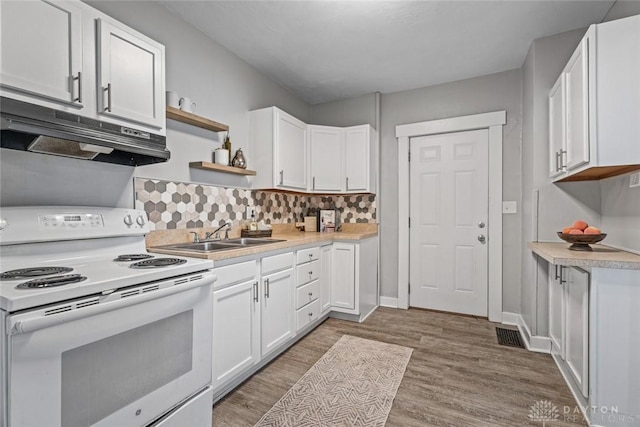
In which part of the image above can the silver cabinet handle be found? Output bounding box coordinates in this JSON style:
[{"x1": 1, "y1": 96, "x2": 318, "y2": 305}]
[
  {"x1": 560, "y1": 150, "x2": 567, "y2": 170},
  {"x1": 554, "y1": 265, "x2": 560, "y2": 281},
  {"x1": 308, "y1": 292, "x2": 313, "y2": 297},
  {"x1": 71, "y1": 72, "x2": 82, "y2": 103},
  {"x1": 279, "y1": 170, "x2": 284, "y2": 185},
  {"x1": 555, "y1": 151, "x2": 561, "y2": 172},
  {"x1": 345, "y1": 177, "x2": 349, "y2": 191},
  {"x1": 477, "y1": 235, "x2": 486, "y2": 243},
  {"x1": 313, "y1": 176, "x2": 316, "y2": 191},
  {"x1": 308, "y1": 312, "x2": 313, "y2": 317},
  {"x1": 309, "y1": 270, "x2": 313, "y2": 275},
  {"x1": 559, "y1": 266, "x2": 567, "y2": 284},
  {"x1": 265, "y1": 278, "x2": 270, "y2": 298},
  {"x1": 308, "y1": 253, "x2": 313, "y2": 259},
  {"x1": 104, "y1": 83, "x2": 112, "y2": 112},
  {"x1": 253, "y1": 282, "x2": 259, "y2": 302}
]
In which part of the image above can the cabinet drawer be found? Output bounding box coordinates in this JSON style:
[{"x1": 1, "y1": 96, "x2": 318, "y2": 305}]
[
  {"x1": 297, "y1": 299, "x2": 321, "y2": 332},
  {"x1": 296, "y1": 280, "x2": 320, "y2": 309},
  {"x1": 262, "y1": 252, "x2": 293, "y2": 276},
  {"x1": 296, "y1": 260, "x2": 319, "y2": 287},
  {"x1": 296, "y1": 247, "x2": 320, "y2": 264},
  {"x1": 212, "y1": 260, "x2": 257, "y2": 289}
]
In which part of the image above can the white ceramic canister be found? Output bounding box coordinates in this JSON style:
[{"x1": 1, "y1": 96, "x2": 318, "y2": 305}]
[{"x1": 214, "y1": 148, "x2": 229, "y2": 166}]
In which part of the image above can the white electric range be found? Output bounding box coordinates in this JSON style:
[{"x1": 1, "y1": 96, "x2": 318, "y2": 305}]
[{"x1": 0, "y1": 206, "x2": 215, "y2": 427}]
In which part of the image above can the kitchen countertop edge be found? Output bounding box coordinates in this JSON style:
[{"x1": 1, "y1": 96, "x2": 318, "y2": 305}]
[
  {"x1": 149, "y1": 231, "x2": 378, "y2": 261},
  {"x1": 528, "y1": 242, "x2": 640, "y2": 270}
]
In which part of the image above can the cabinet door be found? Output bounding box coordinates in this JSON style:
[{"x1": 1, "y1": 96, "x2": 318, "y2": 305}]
[
  {"x1": 320, "y1": 245, "x2": 332, "y2": 313},
  {"x1": 344, "y1": 126, "x2": 370, "y2": 192},
  {"x1": 565, "y1": 38, "x2": 590, "y2": 171},
  {"x1": 309, "y1": 126, "x2": 343, "y2": 192},
  {"x1": 549, "y1": 75, "x2": 566, "y2": 179},
  {"x1": 97, "y1": 19, "x2": 164, "y2": 129},
  {"x1": 565, "y1": 267, "x2": 589, "y2": 398},
  {"x1": 212, "y1": 280, "x2": 260, "y2": 390},
  {"x1": 549, "y1": 265, "x2": 566, "y2": 360},
  {"x1": 261, "y1": 268, "x2": 294, "y2": 356},
  {"x1": 0, "y1": 0, "x2": 83, "y2": 106},
  {"x1": 331, "y1": 243, "x2": 356, "y2": 310},
  {"x1": 275, "y1": 111, "x2": 307, "y2": 190}
]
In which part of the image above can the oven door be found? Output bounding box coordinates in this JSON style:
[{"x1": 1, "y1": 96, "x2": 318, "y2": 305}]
[{"x1": 7, "y1": 271, "x2": 214, "y2": 427}]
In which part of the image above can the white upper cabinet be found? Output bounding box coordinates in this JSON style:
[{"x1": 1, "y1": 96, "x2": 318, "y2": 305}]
[
  {"x1": 306, "y1": 124, "x2": 377, "y2": 194},
  {"x1": 344, "y1": 125, "x2": 375, "y2": 193},
  {"x1": 309, "y1": 125, "x2": 344, "y2": 192},
  {"x1": 549, "y1": 15, "x2": 640, "y2": 182},
  {"x1": 0, "y1": 0, "x2": 166, "y2": 135},
  {"x1": 251, "y1": 107, "x2": 308, "y2": 191},
  {"x1": 97, "y1": 19, "x2": 164, "y2": 129},
  {"x1": 549, "y1": 75, "x2": 566, "y2": 179},
  {"x1": 0, "y1": 0, "x2": 83, "y2": 106}
]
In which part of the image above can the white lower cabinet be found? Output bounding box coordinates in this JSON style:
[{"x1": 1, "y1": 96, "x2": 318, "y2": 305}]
[
  {"x1": 331, "y1": 243, "x2": 356, "y2": 311},
  {"x1": 320, "y1": 245, "x2": 332, "y2": 313},
  {"x1": 211, "y1": 237, "x2": 378, "y2": 400},
  {"x1": 548, "y1": 264, "x2": 589, "y2": 399},
  {"x1": 211, "y1": 261, "x2": 260, "y2": 391},
  {"x1": 261, "y1": 267, "x2": 295, "y2": 356}
]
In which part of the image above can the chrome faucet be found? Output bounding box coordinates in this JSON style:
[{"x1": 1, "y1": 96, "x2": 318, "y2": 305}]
[{"x1": 206, "y1": 222, "x2": 232, "y2": 241}]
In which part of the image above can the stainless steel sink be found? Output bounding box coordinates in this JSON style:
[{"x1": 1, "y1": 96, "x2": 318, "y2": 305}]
[
  {"x1": 224, "y1": 238, "x2": 286, "y2": 246},
  {"x1": 157, "y1": 238, "x2": 286, "y2": 253}
]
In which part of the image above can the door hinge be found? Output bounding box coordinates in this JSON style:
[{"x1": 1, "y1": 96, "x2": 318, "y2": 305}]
[
  {"x1": 408, "y1": 151, "x2": 411, "y2": 162},
  {"x1": 408, "y1": 217, "x2": 410, "y2": 228},
  {"x1": 408, "y1": 283, "x2": 411, "y2": 294}
]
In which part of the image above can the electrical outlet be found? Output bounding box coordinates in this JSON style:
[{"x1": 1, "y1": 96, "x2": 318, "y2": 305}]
[
  {"x1": 502, "y1": 201, "x2": 517, "y2": 214},
  {"x1": 630, "y1": 172, "x2": 640, "y2": 188},
  {"x1": 246, "y1": 206, "x2": 256, "y2": 219}
]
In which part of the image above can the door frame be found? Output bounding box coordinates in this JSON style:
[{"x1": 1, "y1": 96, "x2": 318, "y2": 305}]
[{"x1": 396, "y1": 111, "x2": 506, "y2": 322}]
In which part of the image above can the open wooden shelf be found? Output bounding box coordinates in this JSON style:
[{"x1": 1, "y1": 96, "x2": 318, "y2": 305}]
[
  {"x1": 166, "y1": 106, "x2": 229, "y2": 132},
  {"x1": 189, "y1": 161, "x2": 256, "y2": 176}
]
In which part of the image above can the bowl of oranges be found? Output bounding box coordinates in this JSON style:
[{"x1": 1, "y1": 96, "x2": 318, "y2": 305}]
[{"x1": 557, "y1": 220, "x2": 606, "y2": 251}]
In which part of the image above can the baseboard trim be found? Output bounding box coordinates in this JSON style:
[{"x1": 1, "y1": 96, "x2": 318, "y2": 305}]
[
  {"x1": 379, "y1": 296, "x2": 398, "y2": 308},
  {"x1": 501, "y1": 312, "x2": 520, "y2": 326},
  {"x1": 517, "y1": 314, "x2": 551, "y2": 354}
]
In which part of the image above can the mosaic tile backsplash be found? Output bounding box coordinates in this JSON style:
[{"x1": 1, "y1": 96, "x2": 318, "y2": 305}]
[{"x1": 134, "y1": 178, "x2": 376, "y2": 230}]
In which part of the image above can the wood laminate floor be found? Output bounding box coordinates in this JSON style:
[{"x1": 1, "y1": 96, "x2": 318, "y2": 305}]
[{"x1": 212, "y1": 307, "x2": 586, "y2": 426}]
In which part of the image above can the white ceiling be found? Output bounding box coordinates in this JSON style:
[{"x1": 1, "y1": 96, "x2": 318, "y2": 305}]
[{"x1": 162, "y1": 0, "x2": 614, "y2": 105}]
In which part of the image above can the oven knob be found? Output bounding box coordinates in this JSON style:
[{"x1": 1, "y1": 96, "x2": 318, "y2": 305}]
[
  {"x1": 0, "y1": 218, "x2": 7, "y2": 230},
  {"x1": 136, "y1": 215, "x2": 146, "y2": 226},
  {"x1": 123, "y1": 214, "x2": 133, "y2": 226}
]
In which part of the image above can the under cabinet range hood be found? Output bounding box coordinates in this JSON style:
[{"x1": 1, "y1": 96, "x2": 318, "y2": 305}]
[{"x1": 0, "y1": 97, "x2": 170, "y2": 166}]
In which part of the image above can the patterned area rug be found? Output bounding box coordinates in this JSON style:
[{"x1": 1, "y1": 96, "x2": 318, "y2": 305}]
[{"x1": 255, "y1": 335, "x2": 413, "y2": 427}]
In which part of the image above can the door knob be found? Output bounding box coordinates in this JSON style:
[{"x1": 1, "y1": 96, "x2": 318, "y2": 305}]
[
  {"x1": 478, "y1": 235, "x2": 486, "y2": 243},
  {"x1": 478, "y1": 221, "x2": 485, "y2": 229}
]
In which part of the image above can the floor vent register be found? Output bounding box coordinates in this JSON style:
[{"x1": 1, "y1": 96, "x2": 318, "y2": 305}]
[{"x1": 495, "y1": 327, "x2": 525, "y2": 349}]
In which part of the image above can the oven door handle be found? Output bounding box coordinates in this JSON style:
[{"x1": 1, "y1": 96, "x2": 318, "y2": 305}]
[{"x1": 8, "y1": 271, "x2": 216, "y2": 336}]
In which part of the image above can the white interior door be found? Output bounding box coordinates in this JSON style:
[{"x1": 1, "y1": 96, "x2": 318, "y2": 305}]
[{"x1": 409, "y1": 129, "x2": 489, "y2": 316}]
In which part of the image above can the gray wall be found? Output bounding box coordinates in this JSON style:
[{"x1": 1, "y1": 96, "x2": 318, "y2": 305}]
[
  {"x1": 310, "y1": 93, "x2": 377, "y2": 129},
  {"x1": 379, "y1": 70, "x2": 523, "y2": 312},
  {"x1": 0, "y1": 0, "x2": 310, "y2": 207},
  {"x1": 600, "y1": 174, "x2": 640, "y2": 253}
]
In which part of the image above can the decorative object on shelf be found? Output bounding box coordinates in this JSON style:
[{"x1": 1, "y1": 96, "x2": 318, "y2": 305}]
[
  {"x1": 557, "y1": 232, "x2": 607, "y2": 251},
  {"x1": 214, "y1": 148, "x2": 229, "y2": 166},
  {"x1": 304, "y1": 216, "x2": 316, "y2": 232},
  {"x1": 223, "y1": 133, "x2": 231, "y2": 152},
  {"x1": 179, "y1": 96, "x2": 196, "y2": 113},
  {"x1": 231, "y1": 148, "x2": 247, "y2": 169},
  {"x1": 166, "y1": 91, "x2": 179, "y2": 108},
  {"x1": 317, "y1": 209, "x2": 336, "y2": 233}
]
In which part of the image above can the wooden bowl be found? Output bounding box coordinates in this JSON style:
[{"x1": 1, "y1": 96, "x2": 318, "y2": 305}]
[{"x1": 557, "y1": 232, "x2": 607, "y2": 251}]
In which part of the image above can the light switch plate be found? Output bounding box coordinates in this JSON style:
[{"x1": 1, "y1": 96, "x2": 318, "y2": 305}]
[
  {"x1": 630, "y1": 172, "x2": 640, "y2": 188},
  {"x1": 246, "y1": 206, "x2": 256, "y2": 219},
  {"x1": 502, "y1": 201, "x2": 517, "y2": 214}
]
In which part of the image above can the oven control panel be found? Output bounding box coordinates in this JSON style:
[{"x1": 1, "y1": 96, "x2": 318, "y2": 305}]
[{"x1": 39, "y1": 214, "x2": 104, "y2": 229}]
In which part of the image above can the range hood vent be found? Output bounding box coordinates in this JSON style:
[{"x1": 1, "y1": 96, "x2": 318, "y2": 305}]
[{"x1": 0, "y1": 97, "x2": 170, "y2": 166}]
